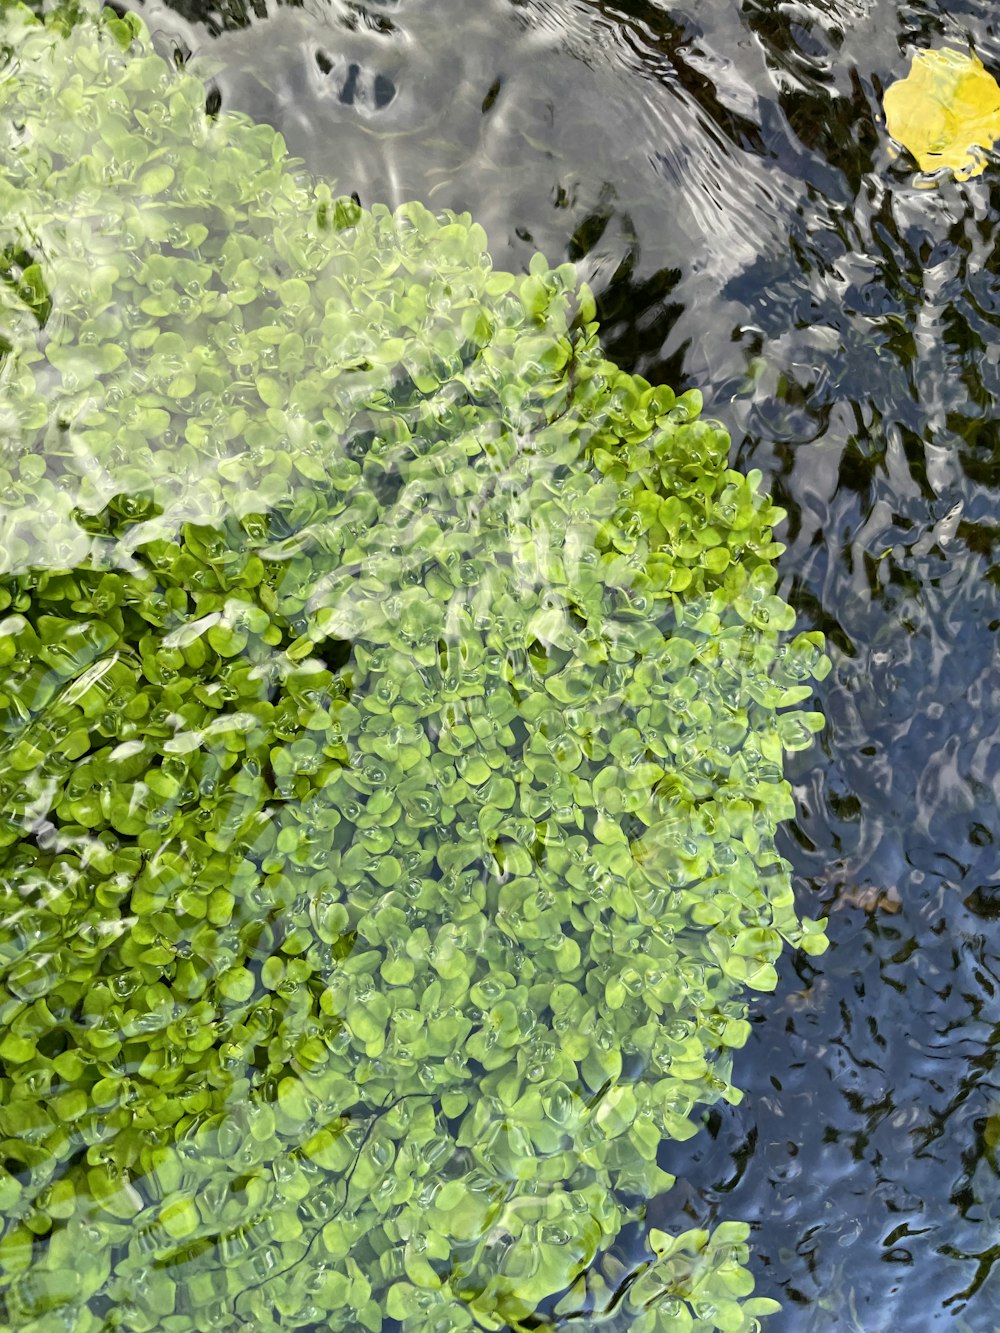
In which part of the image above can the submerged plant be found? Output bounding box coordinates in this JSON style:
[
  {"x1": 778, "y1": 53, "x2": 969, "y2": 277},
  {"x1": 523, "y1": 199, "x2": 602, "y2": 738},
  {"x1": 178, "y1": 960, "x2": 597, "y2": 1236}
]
[{"x1": 0, "y1": 3, "x2": 829, "y2": 1330}]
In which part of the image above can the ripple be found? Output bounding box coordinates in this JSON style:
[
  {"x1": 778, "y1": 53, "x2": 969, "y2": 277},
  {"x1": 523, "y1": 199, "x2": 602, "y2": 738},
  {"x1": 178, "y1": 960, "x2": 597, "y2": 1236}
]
[{"x1": 71, "y1": 0, "x2": 1000, "y2": 1326}]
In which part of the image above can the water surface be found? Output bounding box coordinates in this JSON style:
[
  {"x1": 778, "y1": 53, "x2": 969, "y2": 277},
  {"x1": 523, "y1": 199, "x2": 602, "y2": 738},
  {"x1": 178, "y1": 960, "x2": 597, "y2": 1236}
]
[
  {"x1": 21, "y1": 0, "x2": 1000, "y2": 1326},
  {"x1": 138, "y1": 0, "x2": 1000, "y2": 1326}
]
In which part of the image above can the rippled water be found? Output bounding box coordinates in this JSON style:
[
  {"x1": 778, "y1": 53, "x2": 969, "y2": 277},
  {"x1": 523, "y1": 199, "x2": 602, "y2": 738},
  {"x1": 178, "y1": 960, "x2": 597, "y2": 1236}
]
[
  {"x1": 123, "y1": 0, "x2": 1000, "y2": 1326},
  {"x1": 10, "y1": 0, "x2": 1000, "y2": 1326}
]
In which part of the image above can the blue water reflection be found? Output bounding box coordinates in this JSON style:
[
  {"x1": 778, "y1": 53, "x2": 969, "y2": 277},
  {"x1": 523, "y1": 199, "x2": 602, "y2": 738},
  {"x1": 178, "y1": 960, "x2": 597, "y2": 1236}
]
[{"x1": 73, "y1": 0, "x2": 1000, "y2": 1325}]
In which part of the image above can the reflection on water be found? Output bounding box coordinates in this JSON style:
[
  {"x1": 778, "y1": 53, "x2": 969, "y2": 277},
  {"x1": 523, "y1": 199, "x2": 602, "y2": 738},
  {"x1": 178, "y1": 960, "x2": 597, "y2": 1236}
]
[
  {"x1": 139, "y1": 0, "x2": 1000, "y2": 1326},
  {"x1": 0, "y1": 6, "x2": 828, "y2": 1330},
  {"x1": 144, "y1": 0, "x2": 799, "y2": 392},
  {"x1": 16, "y1": 0, "x2": 1000, "y2": 1324}
]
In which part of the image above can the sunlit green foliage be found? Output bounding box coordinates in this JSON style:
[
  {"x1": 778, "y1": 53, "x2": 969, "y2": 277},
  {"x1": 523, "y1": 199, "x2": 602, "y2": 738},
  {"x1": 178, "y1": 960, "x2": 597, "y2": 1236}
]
[{"x1": 0, "y1": 3, "x2": 828, "y2": 1330}]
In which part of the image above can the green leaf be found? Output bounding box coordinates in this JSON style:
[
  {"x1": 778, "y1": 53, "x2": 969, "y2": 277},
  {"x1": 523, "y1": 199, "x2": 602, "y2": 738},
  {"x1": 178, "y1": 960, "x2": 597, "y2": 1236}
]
[
  {"x1": 137, "y1": 162, "x2": 176, "y2": 195},
  {"x1": 160, "y1": 1196, "x2": 199, "y2": 1239}
]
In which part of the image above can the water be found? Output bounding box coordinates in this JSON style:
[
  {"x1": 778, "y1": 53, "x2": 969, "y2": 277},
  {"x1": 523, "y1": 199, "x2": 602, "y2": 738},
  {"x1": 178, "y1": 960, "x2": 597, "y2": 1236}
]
[
  {"x1": 138, "y1": 0, "x2": 1000, "y2": 1326},
  {"x1": 7, "y1": 0, "x2": 1000, "y2": 1327}
]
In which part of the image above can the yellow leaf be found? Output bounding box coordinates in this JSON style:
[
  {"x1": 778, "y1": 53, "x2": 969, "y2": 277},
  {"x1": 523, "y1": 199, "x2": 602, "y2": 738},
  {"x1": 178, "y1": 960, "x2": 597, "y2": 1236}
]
[{"x1": 884, "y1": 47, "x2": 1000, "y2": 180}]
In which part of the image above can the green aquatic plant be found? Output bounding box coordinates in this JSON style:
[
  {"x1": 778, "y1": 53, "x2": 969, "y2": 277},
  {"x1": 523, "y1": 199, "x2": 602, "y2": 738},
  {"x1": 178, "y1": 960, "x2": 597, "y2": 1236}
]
[{"x1": 0, "y1": 3, "x2": 829, "y2": 1330}]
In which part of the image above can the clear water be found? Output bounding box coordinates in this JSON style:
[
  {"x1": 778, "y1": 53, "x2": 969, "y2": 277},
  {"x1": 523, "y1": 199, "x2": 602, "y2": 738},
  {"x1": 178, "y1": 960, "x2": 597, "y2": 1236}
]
[
  {"x1": 13, "y1": 0, "x2": 1000, "y2": 1327},
  {"x1": 136, "y1": 0, "x2": 1000, "y2": 1326}
]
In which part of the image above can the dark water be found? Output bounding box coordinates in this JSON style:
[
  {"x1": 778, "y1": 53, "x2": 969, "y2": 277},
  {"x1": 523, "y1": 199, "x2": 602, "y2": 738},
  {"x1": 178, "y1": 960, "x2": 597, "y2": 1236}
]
[{"x1": 44, "y1": 0, "x2": 1000, "y2": 1326}]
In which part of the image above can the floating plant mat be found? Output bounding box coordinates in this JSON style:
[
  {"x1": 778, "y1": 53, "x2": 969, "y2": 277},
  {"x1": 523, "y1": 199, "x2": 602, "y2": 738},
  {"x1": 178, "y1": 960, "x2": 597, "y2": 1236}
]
[{"x1": 0, "y1": 3, "x2": 828, "y2": 1330}]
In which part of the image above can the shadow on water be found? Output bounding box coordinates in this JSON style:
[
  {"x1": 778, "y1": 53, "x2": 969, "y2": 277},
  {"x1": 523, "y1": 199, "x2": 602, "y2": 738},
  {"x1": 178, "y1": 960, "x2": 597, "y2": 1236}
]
[{"x1": 95, "y1": 0, "x2": 1000, "y2": 1325}]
